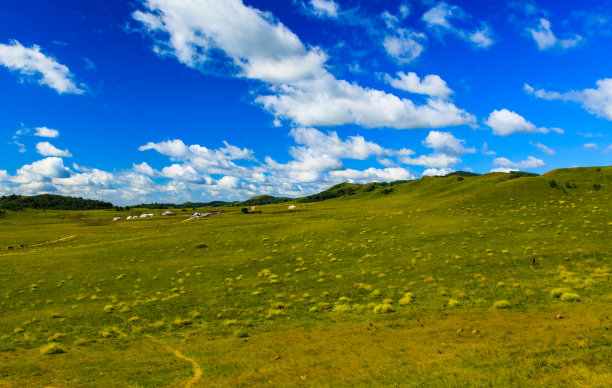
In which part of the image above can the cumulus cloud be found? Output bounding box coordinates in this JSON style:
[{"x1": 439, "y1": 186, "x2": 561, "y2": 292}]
[
  {"x1": 529, "y1": 141, "x2": 555, "y2": 155},
  {"x1": 54, "y1": 168, "x2": 115, "y2": 188},
  {"x1": 13, "y1": 157, "x2": 71, "y2": 185},
  {"x1": 422, "y1": 167, "x2": 454, "y2": 176},
  {"x1": 266, "y1": 127, "x2": 413, "y2": 174},
  {"x1": 485, "y1": 109, "x2": 558, "y2": 136},
  {"x1": 381, "y1": 3, "x2": 410, "y2": 29},
  {"x1": 490, "y1": 167, "x2": 518, "y2": 173},
  {"x1": 401, "y1": 153, "x2": 460, "y2": 168},
  {"x1": 34, "y1": 126, "x2": 59, "y2": 138},
  {"x1": 161, "y1": 164, "x2": 210, "y2": 183},
  {"x1": 386, "y1": 72, "x2": 452, "y2": 99},
  {"x1": 527, "y1": 18, "x2": 582, "y2": 50},
  {"x1": 422, "y1": 2, "x2": 494, "y2": 48},
  {"x1": 329, "y1": 167, "x2": 414, "y2": 182},
  {"x1": 134, "y1": 0, "x2": 474, "y2": 130},
  {"x1": 256, "y1": 75, "x2": 475, "y2": 129},
  {"x1": 36, "y1": 142, "x2": 72, "y2": 157},
  {"x1": 493, "y1": 156, "x2": 545, "y2": 169},
  {"x1": 307, "y1": 0, "x2": 340, "y2": 19},
  {"x1": 382, "y1": 29, "x2": 426, "y2": 64},
  {"x1": 401, "y1": 131, "x2": 474, "y2": 168},
  {"x1": 132, "y1": 162, "x2": 155, "y2": 176},
  {"x1": 138, "y1": 139, "x2": 254, "y2": 176},
  {"x1": 0, "y1": 40, "x2": 84, "y2": 94},
  {"x1": 525, "y1": 79, "x2": 612, "y2": 121},
  {"x1": 422, "y1": 130, "x2": 475, "y2": 156},
  {"x1": 135, "y1": 128, "x2": 419, "y2": 199}
]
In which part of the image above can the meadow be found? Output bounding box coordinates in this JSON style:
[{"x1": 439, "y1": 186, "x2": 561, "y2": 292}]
[{"x1": 0, "y1": 167, "x2": 610, "y2": 387}]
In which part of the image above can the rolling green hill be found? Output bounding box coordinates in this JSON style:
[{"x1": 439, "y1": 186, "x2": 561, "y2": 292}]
[
  {"x1": 0, "y1": 194, "x2": 114, "y2": 211},
  {"x1": 0, "y1": 166, "x2": 610, "y2": 387}
]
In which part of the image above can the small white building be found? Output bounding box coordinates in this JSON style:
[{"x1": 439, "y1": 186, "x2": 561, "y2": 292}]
[
  {"x1": 113, "y1": 217, "x2": 122, "y2": 221},
  {"x1": 161, "y1": 211, "x2": 175, "y2": 216},
  {"x1": 288, "y1": 205, "x2": 296, "y2": 210},
  {"x1": 140, "y1": 213, "x2": 154, "y2": 218}
]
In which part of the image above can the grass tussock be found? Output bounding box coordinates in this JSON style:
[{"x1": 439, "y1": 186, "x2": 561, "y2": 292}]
[
  {"x1": 493, "y1": 300, "x2": 511, "y2": 309},
  {"x1": 40, "y1": 343, "x2": 66, "y2": 355}
]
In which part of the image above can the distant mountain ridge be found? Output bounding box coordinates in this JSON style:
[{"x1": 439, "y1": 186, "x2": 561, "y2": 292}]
[{"x1": 1, "y1": 167, "x2": 607, "y2": 210}]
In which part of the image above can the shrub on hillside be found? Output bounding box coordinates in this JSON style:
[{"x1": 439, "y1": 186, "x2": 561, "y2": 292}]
[
  {"x1": 560, "y1": 292, "x2": 580, "y2": 302},
  {"x1": 493, "y1": 300, "x2": 511, "y2": 309}
]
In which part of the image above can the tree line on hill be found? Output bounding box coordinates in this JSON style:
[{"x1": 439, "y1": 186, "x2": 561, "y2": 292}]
[{"x1": 0, "y1": 194, "x2": 114, "y2": 211}]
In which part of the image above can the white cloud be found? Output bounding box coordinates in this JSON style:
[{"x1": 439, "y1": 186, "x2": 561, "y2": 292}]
[
  {"x1": 583, "y1": 143, "x2": 599, "y2": 151},
  {"x1": 493, "y1": 156, "x2": 545, "y2": 169},
  {"x1": 134, "y1": 128, "x2": 421, "y2": 201},
  {"x1": 329, "y1": 167, "x2": 414, "y2": 182},
  {"x1": 482, "y1": 142, "x2": 496, "y2": 156},
  {"x1": 139, "y1": 139, "x2": 254, "y2": 177},
  {"x1": 525, "y1": 79, "x2": 612, "y2": 121},
  {"x1": 34, "y1": 126, "x2": 59, "y2": 138},
  {"x1": 134, "y1": 0, "x2": 474, "y2": 130},
  {"x1": 138, "y1": 139, "x2": 189, "y2": 159},
  {"x1": 382, "y1": 29, "x2": 426, "y2": 64},
  {"x1": 161, "y1": 164, "x2": 210, "y2": 184},
  {"x1": 133, "y1": 0, "x2": 319, "y2": 81},
  {"x1": 422, "y1": 130, "x2": 475, "y2": 156},
  {"x1": 308, "y1": 0, "x2": 339, "y2": 19},
  {"x1": 422, "y1": 2, "x2": 494, "y2": 48},
  {"x1": 485, "y1": 109, "x2": 553, "y2": 136},
  {"x1": 36, "y1": 142, "x2": 72, "y2": 157},
  {"x1": 132, "y1": 162, "x2": 155, "y2": 176},
  {"x1": 469, "y1": 27, "x2": 494, "y2": 48},
  {"x1": 0, "y1": 40, "x2": 84, "y2": 94},
  {"x1": 527, "y1": 18, "x2": 582, "y2": 50},
  {"x1": 290, "y1": 127, "x2": 392, "y2": 161},
  {"x1": 13, "y1": 157, "x2": 71, "y2": 184},
  {"x1": 490, "y1": 167, "x2": 518, "y2": 173},
  {"x1": 265, "y1": 127, "x2": 413, "y2": 175},
  {"x1": 386, "y1": 72, "x2": 452, "y2": 99},
  {"x1": 401, "y1": 131, "x2": 474, "y2": 168},
  {"x1": 529, "y1": 141, "x2": 555, "y2": 155},
  {"x1": 401, "y1": 153, "x2": 460, "y2": 168},
  {"x1": 256, "y1": 76, "x2": 475, "y2": 129},
  {"x1": 215, "y1": 175, "x2": 240, "y2": 189},
  {"x1": 54, "y1": 168, "x2": 115, "y2": 188},
  {"x1": 422, "y1": 168, "x2": 454, "y2": 176}
]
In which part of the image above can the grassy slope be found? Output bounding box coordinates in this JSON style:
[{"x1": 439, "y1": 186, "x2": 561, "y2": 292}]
[{"x1": 0, "y1": 167, "x2": 610, "y2": 387}]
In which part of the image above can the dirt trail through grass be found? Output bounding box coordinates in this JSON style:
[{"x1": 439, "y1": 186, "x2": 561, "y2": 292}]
[
  {"x1": 147, "y1": 336, "x2": 202, "y2": 388},
  {"x1": 4, "y1": 234, "x2": 79, "y2": 251}
]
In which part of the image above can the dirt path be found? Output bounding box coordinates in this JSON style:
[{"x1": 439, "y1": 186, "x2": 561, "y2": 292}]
[
  {"x1": 2, "y1": 235, "x2": 78, "y2": 252},
  {"x1": 147, "y1": 336, "x2": 202, "y2": 388}
]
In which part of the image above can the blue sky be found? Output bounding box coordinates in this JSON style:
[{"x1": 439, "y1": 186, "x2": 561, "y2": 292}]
[{"x1": 0, "y1": 0, "x2": 610, "y2": 205}]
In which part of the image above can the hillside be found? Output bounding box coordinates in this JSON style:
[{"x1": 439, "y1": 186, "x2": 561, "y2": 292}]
[
  {"x1": 236, "y1": 195, "x2": 292, "y2": 206},
  {"x1": 0, "y1": 166, "x2": 609, "y2": 387},
  {"x1": 0, "y1": 194, "x2": 114, "y2": 211}
]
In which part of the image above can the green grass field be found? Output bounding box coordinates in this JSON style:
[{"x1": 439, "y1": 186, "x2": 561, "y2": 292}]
[{"x1": 1, "y1": 167, "x2": 610, "y2": 387}]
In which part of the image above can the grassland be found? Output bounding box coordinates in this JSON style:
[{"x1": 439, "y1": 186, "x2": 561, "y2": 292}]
[{"x1": 0, "y1": 167, "x2": 610, "y2": 387}]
